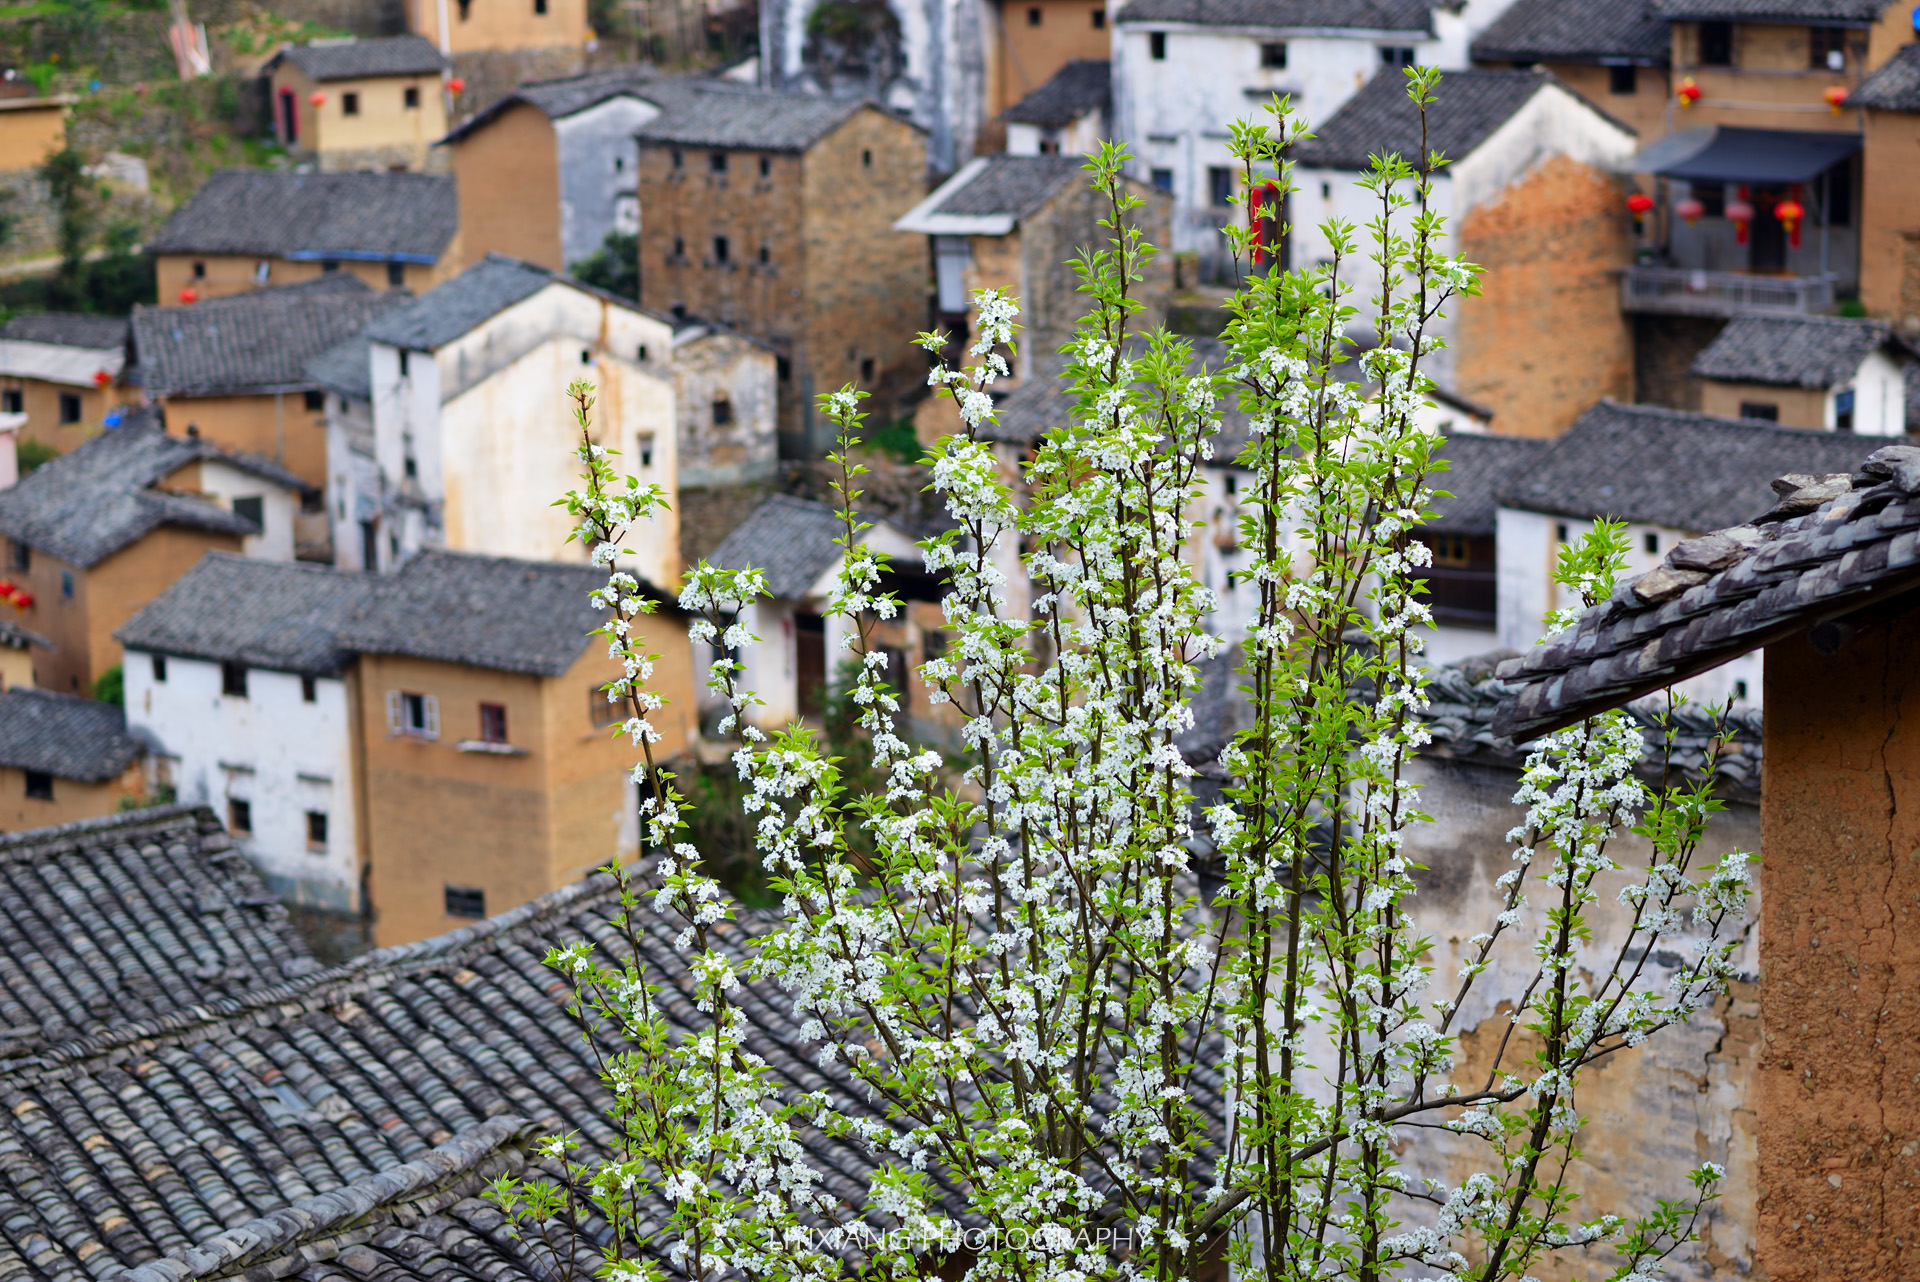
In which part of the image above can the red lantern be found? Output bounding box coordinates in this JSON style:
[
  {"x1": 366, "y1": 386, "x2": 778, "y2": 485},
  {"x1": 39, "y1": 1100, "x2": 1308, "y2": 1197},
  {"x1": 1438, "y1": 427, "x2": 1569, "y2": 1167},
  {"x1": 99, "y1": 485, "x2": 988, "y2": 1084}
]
[
  {"x1": 1676, "y1": 197, "x2": 1705, "y2": 224},
  {"x1": 309, "y1": 91, "x2": 327, "y2": 107},
  {"x1": 1824, "y1": 85, "x2": 1848, "y2": 114},
  {"x1": 1726, "y1": 199, "x2": 1754, "y2": 245},
  {"x1": 178, "y1": 286, "x2": 198, "y2": 304},
  {"x1": 1626, "y1": 190, "x2": 1653, "y2": 232},
  {"x1": 1776, "y1": 197, "x2": 1804, "y2": 249},
  {"x1": 1250, "y1": 180, "x2": 1283, "y2": 267},
  {"x1": 1677, "y1": 78, "x2": 1701, "y2": 107},
  {"x1": 446, "y1": 77, "x2": 466, "y2": 94},
  {"x1": 92, "y1": 369, "x2": 110, "y2": 387},
  {"x1": 9, "y1": 589, "x2": 32, "y2": 609},
  {"x1": 0, "y1": 579, "x2": 14, "y2": 596}
]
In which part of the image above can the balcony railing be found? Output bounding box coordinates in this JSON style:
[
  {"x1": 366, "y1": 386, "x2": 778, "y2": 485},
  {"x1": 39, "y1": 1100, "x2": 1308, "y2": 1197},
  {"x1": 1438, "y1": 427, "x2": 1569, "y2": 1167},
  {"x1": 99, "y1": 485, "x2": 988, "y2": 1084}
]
[{"x1": 1620, "y1": 266, "x2": 1839, "y2": 317}]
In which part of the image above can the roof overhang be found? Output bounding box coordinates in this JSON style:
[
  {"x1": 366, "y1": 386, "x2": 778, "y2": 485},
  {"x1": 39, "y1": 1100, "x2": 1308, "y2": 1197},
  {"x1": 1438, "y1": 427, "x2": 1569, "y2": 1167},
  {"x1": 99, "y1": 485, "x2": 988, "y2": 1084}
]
[
  {"x1": 894, "y1": 158, "x2": 1019, "y2": 236},
  {"x1": 283, "y1": 249, "x2": 441, "y2": 264},
  {"x1": 1622, "y1": 125, "x2": 1862, "y2": 182}
]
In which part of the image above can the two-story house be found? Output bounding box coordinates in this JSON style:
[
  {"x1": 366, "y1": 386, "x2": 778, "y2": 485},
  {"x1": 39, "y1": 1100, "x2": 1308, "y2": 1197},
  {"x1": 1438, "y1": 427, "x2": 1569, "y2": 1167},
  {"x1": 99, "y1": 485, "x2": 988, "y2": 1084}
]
[
  {"x1": 634, "y1": 84, "x2": 927, "y2": 455},
  {"x1": 319, "y1": 253, "x2": 775, "y2": 587},
  {"x1": 0, "y1": 416, "x2": 304, "y2": 693},
  {"x1": 264, "y1": 36, "x2": 451, "y2": 173},
  {"x1": 0, "y1": 313, "x2": 130, "y2": 456},
  {"x1": 988, "y1": 0, "x2": 1113, "y2": 149},
  {"x1": 1690, "y1": 313, "x2": 1915, "y2": 430},
  {"x1": 1471, "y1": 0, "x2": 1673, "y2": 140},
  {"x1": 407, "y1": 0, "x2": 589, "y2": 55},
  {"x1": 0, "y1": 687, "x2": 143, "y2": 830},
  {"x1": 146, "y1": 170, "x2": 460, "y2": 303}
]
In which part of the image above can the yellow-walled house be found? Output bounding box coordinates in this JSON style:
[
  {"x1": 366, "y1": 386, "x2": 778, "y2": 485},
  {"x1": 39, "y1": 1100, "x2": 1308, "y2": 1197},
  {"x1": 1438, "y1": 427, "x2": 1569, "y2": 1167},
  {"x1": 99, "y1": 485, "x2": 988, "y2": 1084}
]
[
  {"x1": 0, "y1": 687, "x2": 144, "y2": 832},
  {"x1": 0, "y1": 313, "x2": 131, "y2": 456},
  {"x1": 407, "y1": 0, "x2": 589, "y2": 55},
  {"x1": 265, "y1": 36, "x2": 450, "y2": 173},
  {"x1": 0, "y1": 619, "x2": 49, "y2": 690}
]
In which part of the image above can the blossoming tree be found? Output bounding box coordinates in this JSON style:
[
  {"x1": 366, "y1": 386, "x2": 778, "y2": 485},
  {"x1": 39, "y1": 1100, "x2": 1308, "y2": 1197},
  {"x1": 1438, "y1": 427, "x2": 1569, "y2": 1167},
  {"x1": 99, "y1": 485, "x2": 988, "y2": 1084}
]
[{"x1": 495, "y1": 70, "x2": 1751, "y2": 1282}]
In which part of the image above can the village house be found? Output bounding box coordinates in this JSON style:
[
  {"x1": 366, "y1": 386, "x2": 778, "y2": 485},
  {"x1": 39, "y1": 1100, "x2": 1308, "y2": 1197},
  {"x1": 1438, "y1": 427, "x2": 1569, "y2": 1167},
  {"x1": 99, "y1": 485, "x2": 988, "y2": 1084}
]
[
  {"x1": 987, "y1": 0, "x2": 1112, "y2": 150},
  {"x1": 1003, "y1": 57, "x2": 1110, "y2": 155},
  {"x1": 264, "y1": 35, "x2": 451, "y2": 173},
  {"x1": 1853, "y1": 42, "x2": 1920, "y2": 327},
  {"x1": 336, "y1": 549, "x2": 694, "y2": 945},
  {"x1": 1470, "y1": 0, "x2": 1672, "y2": 140},
  {"x1": 318, "y1": 253, "x2": 775, "y2": 586},
  {"x1": 145, "y1": 170, "x2": 460, "y2": 304},
  {"x1": 406, "y1": 0, "x2": 590, "y2": 56},
  {"x1": 438, "y1": 65, "x2": 660, "y2": 273},
  {"x1": 633, "y1": 84, "x2": 927, "y2": 456},
  {"x1": 1492, "y1": 437, "x2": 1920, "y2": 1282},
  {"x1": 0, "y1": 619, "x2": 48, "y2": 690},
  {"x1": 130, "y1": 275, "x2": 410, "y2": 496},
  {"x1": 895, "y1": 154, "x2": 1172, "y2": 381},
  {"x1": 117, "y1": 554, "x2": 377, "y2": 917},
  {"x1": 0, "y1": 313, "x2": 130, "y2": 456},
  {"x1": 1492, "y1": 398, "x2": 1869, "y2": 707},
  {"x1": 0, "y1": 686, "x2": 144, "y2": 830},
  {"x1": 1293, "y1": 68, "x2": 1639, "y2": 436},
  {"x1": 1689, "y1": 312, "x2": 1915, "y2": 430},
  {"x1": 0, "y1": 417, "x2": 304, "y2": 694}
]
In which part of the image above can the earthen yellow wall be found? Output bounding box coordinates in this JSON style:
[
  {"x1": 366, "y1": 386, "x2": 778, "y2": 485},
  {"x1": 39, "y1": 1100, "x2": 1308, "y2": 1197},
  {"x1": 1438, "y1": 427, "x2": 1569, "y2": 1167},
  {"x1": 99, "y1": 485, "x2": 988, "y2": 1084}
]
[
  {"x1": 0, "y1": 100, "x2": 65, "y2": 171},
  {"x1": 409, "y1": 0, "x2": 589, "y2": 55},
  {"x1": 0, "y1": 761, "x2": 142, "y2": 832},
  {"x1": 161, "y1": 391, "x2": 329, "y2": 488},
  {"x1": 269, "y1": 62, "x2": 449, "y2": 170},
  {"x1": 0, "y1": 645, "x2": 32, "y2": 690},
  {"x1": 448, "y1": 101, "x2": 562, "y2": 270},
  {"x1": 153, "y1": 254, "x2": 446, "y2": 303},
  {"x1": 1859, "y1": 108, "x2": 1920, "y2": 325},
  {"x1": 1543, "y1": 61, "x2": 1672, "y2": 144},
  {"x1": 1455, "y1": 153, "x2": 1633, "y2": 438},
  {"x1": 1756, "y1": 617, "x2": 1920, "y2": 1282},
  {"x1": 990, "y1": 0, "x2": 1111, "y2": 117},
  {"x1": 1698, "y1": 379, "x2": 1827, "y2": 426},
  {"x1": 2, "y1": 378, "x2": 123, "y2": 455},
  {"x1": 1671, "y1": 21, "x2": 1864, "y2": 132}
]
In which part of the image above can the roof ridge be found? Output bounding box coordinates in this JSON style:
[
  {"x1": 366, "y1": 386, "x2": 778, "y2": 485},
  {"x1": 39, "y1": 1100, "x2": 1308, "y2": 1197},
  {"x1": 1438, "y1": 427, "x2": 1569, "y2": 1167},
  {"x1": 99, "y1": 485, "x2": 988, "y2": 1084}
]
[{"x1": 0, "y1": 797, "x2": 208, "y2": 862}]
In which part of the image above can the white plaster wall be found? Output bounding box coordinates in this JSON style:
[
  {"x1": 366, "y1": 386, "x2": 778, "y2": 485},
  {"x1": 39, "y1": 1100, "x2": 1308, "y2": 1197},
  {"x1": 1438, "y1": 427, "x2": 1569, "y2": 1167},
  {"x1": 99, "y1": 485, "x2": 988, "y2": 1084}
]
[
  {"x1": 324, "y1": 392, "x2": 382, "y2": 571},
  {"x1": 739, "y1": 597, "x2": 799, "y2": 726},
  {"x1": 1006, "y1": 109, "x2": 1105, "y2": 157},
  {"x1": 1447, "y1": 82, "x2": 1637, "y2": 216},
  {"x1": 125, "y1": 649, "x2": 361, "y2": 911},
  {"x1": 196, "y1": 458, "x2": 298, "y2": 562},
  {"x1": 553, "y1": 96, "x2": 660, "y2": 267},
  {"x1": 1828, "y1": 348, "x2": 1906, "y2": 436}
]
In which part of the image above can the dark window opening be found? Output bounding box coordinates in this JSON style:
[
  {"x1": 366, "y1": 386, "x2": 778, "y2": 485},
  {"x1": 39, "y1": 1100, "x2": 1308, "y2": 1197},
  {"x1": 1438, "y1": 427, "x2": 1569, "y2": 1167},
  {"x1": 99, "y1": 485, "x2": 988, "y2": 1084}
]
[
  {"x1": 1825, "y1": 159, "x2": 1853, "y2": 226},
  {"x1": 1208, "y1": 166, "x2": 1233, "y2": 207},
  {"x1": 1379, "y1": 46, "x2": 1414, "y2": 67},
  {"x1": 758, "y1": 242, "x2": 770, "y2": 264},
  {"x1": 8, "y1": 540, "x2": 27, "y2": 572},
  {"x1": 301, "y1": 674, "x2": 318, "y2": 702},
  {"x1": 1739, "y1": 401, "x2": 1779, "y2": 422},
  {"x1": 671, "y1": 147, "x2": 684, "y2": 169},
  {"x1": 458, "y1": 0, "x2": 469, "y2": 17},
  {"x1": 713, "y1": 397, "x2": 734, "y2": 425},
  {"x1": 1735, "y1": 679, "x2": 1748, "y2": 700},
  {"x1": 59, "y1": 569, "x2": 71, "y2": 598},
  {"x1": 306, "y1": 811, "x2": 328, "y2": 847},
  {"x1": 192, "y1": 260, "x2": 206, "y2": 278},
  {"x1": 863, "y1": 148, "x2": 873, "y2": 167},
  {"x1": 1091, "y1": 7, "x2": 1104, "y2": 26},
  {"x1": 1150, "y1": 167, "x2": 1173, "y2": 193},
  {"x1": 152, "y1": 653, "x2": 167, "y2": 682},
  {"x1": 672, "y1": 236, "x2": 686, "y2": 259},
  {"x1": 860, "y1": 356, "x2": 876, "y2": 383},
  {"x1": 24, "y1": 770, "x2": 52, "y2": 800},
  {"x1": 777, "y1": 356, "x2": 792, "y2": 381},
  {"x1": 713, "y1": 235, "x2": 730, "y2": 263},
  {"x1": 590, "y1": 683, "x2": 623, "y2": 727},
  {"x1": 404, "y1": 455, "x2": 418, "y2": 478},
  {"x1": 1556, "y1": 522, "x2": 1570, "y2": 543},
  {"x1": 342, "y1": 91, "x2": 359, "y2": 116},
  {"x1": 232, "y1": 495, "x2": 264, "y2": 529},
  {"x1": 638, "y1": 434, "x2": 655, "y2": 466},
  {"x1": 1698, "y1": 21, "x2": 1733, "y2": 66},
  {"x1": 1, "y1": 390, "x2": 19, "y2": 413},
  {"x1": 1836, "y1": 388, "x2": 1855, "y2": 432},
  {"x1": 534, "y1": 0, "x2": 547, "y2": 14},
  {"x1": 1692, "y1": 180, "x2": 1726, "y2": 217},
  {"x1": 398, "y1": 350, "x2": 410, "y2": 376},
  {"x1": 1414, "y1": 533, "x2": 1497, "y2": 629},
  {"x1": 321, "y1": 259, "x2": 341, "y2": 274},
  {"x1": 360, "y1": 520, "x2": 378, "y2": 570},
  {"x1": 1027, "y1": 5, "x2": 1041, "y2": 22},
  {"x1": 304, "y1": 388, "x2": 326, "y2": 410},
  {"x1": 581, "y1": 348, "x2": 593, "y2": 364},
  {"x1": 1149, "y1": 31, "x2": 1166, "y2": 59},
  {"x1": 445, "y1": 884, "x2": 486, "y2": 918},
  {"x1": 637, "y1": 343, "x2": 648, "y2": 361},
  {"x1": 479, "y1": 702, "x2": 508, "y2": 743},
  {"x1": 404, "y1": 86, "x2": 420, "y2": 108},
  {"x1": 1810, "y1": 25, "x2": 1846, "y2": 70},
  {"x1": 1260, "y1": 42, "x2": 1286, "y2": 69},
  {"x1": 709, "y1": 150, "x2": 728, "y2": 173},
  {"x1": 228, "y1": 798, "x2": 252, "y2": 833},
  {"x1": 671, "y1": 302, "x2": 687, "y2": 319},
  {"x1": 222, "y1": 661, "x2": 249, "y2": 698},
  {"x1": 1608, "y1": 63, "x2": 1636, "y2": 95},
  {"x1": 58, "y1": 393, "x2": 80, "y2": 424},
  {"x1": 759, "y1": 155, "x2": 771, "y2": 178},
  {"x1": 795, "y1": 612, "x2": 826, "y2": 718},
  {"x1": 387, "y1": 261, "x2": 405, "y2": 287},
  {"x1": 1644, "y1": 532, "x2": 1659, "y2": 555}
]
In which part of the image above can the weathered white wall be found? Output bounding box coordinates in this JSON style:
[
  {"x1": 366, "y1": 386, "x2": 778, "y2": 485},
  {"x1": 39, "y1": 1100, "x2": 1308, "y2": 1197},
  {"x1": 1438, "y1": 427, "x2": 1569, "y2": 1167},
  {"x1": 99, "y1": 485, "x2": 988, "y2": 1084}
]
[
  {"x1": 1007, "y1": 109, "x2": 1104, "y2": 157},
  {"x1": 671, "y1": 326, "x2": 780, "y2": 491},
  {"x1": 1832, "y1": 347, "x2": 1906, "y2": 436},
  {"x1": 324, "y1": 391, "x2": 382, "y2": 571},
  {"x1": 553, "y1": 96, "x2": 659, "y2": 268},
  {"x1": 197, "y1": 458, "x2": 298, "y2": 562},
  {"x1": 125, "y1": 649, "x2": 362, "y2": 912}
]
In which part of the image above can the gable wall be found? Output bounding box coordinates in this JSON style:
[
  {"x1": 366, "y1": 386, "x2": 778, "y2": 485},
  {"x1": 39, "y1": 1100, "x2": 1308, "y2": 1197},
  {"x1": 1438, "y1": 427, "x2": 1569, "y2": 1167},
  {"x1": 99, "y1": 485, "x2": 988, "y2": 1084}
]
[
  {"x1": 449, "y1": 102, "x2": 564, "y2": 270},
  {"x1": 160, "y1": 392, "x2": 331, "y2": 490}
]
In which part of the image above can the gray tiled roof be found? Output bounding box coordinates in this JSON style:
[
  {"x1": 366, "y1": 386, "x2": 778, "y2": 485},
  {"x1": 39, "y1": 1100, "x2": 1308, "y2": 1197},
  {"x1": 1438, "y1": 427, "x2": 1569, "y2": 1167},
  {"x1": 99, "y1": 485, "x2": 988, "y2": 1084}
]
[
  {"x1": 0, "y1": 618, "x2": 51, "y2": 651},
  {"x1": 339, "y1": 549, "x2": 641, "y2": 676},
  {"x1": 1428, "y1": 431, "x2": 1550, "y2": 536},
  {"x1": 116, "y1": 553, "x2": 378, "y2": 676},
  {"x1": 0, "y1": 806, "x2": 318, "y2": 1052},
  {"x1": 0, "y1": 312, "x2": 128, "y2": 350},
  {"x1": 1853, "y1": 42, "x2": 1920, "y2": 112},
  {"x1": 1655, "y1": 0, "x2": 1888, "y2": 19},
  {"x1": 304, "y1": 331, "x2": 375, "y2": 401},
  {"x1": 1114, "y1": 0, "x2": 1432, "y2": 31},
  {"x1": 362, "y1": 253, "x2": 554, "y2": 351},
  {"x1": 1293, "y1": 68, "x2": 1561, "y2": 171},
  {"x1": 0, "y1": 687, "x2": 140, "y2": 782},
  {"x1": 439, "y1": 64, "x2": 660, "y2": 143},
  {"x1": 1692, "y1": 314, "x2": 1906, "y2": 388},
  {"x1": 1471, "y1": 0, "x2": 1670, "y2": 63},
  {"x1": 269, "y1": 35, "x2": 446, "y2": 81},
  {"x1": 1495, "y1": 399, "x2": 1872, "y2": 532},
  {"x1": 146, "y1": 170, "x2": 458, "y2": 261},
  {"x1": 706, "y1": 493, "x2": 855, "y2": 599},
  {"x1": 1005, "y1": 59, "x2": 1110, "y2": 126},
  {"x1": 131, "y1": 275, "x2": 410, "y2": 397},
  {"x1": 0, "y1": 423, "x2": 292, "y2": 567},
  {"x1": 1492, "y1": 439, "x2": 1920, "y2": 740},
  {"x1": 923, "y1": 154, "x2": 1084, "y2": 219},
  {"x1": 633, "y1": 83, "x2": 880, "y2": 151}
]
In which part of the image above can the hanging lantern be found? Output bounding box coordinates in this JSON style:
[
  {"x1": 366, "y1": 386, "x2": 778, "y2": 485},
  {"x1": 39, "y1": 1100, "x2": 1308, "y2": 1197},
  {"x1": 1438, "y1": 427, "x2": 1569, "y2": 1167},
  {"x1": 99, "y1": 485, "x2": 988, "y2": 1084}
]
[
  {"x1": 0, "y1": 579, "x2": 13, "y2": 596},
  {"x1": 310, "y1": 91, "x2": 327, "y2": 107},
  {"x1": 1677, "y1": 77, "x2": 1701, "y2": 107},
  {"x1": 1824, "y1": 85, "x2": 1848, "y2": 113},
  {"x1": 178, "y1": 286, "x2": 198, "y2": 304},
  {"x1": 92, "y1": 369, "x2": 110, "y2": 387},
  {"x1": 1776, "y1": 197, "x2": 1804, "y2": 249},
  {"x1": 1676, "y1": 196, "x2": 1706, "y2": 225},
  {"x1": 1726, "y1": 199, "x2": 1754, "y2": 245},
  {"x1": 1626, "y1": 191, "x2": 1654, "y2": 233},
  {"x1": 446, "y1": 76, "x2": 466, "y2": 94}
]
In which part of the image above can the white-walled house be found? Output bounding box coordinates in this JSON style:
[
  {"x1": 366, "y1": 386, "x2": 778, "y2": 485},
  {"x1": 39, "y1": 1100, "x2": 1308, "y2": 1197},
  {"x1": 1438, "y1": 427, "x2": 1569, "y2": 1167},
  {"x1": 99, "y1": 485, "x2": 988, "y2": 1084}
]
[
  {"x1": 117, "y1": 554, "x2": 376, "y2": 914},
  {"x1": 1691, "y1": 314, "x2": 1916, "y2": 436},
  {"x1": 1005, "y1": 59, "x2": 1110, "y2": 156},
  {"x1": 313, "y1": 253, "x2": 777, "y2": 588},
  {"x1": 1492, "y1": 400, "x2": 1873, "y2": 711}
]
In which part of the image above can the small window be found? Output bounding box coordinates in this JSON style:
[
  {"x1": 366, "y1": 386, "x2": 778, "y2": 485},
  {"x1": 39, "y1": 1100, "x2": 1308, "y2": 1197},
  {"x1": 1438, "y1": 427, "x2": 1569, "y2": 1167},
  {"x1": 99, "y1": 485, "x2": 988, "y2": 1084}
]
[
  {"x1": 582, "y1": 348, "x2": 593, "y2": 364},
  {"x1": 1810, "y1": 25, "x2": 1846, "y2": 70},
  {"x1": 860, "y1": 357, "x2": 875, "y2": 383},
  {"x1": 457, "y1": 0, "x2": 470, "y2": 15},
  {"x1": 1644, "y1": 532, "x2": 1659, "y2": 555},
  {"x1": 1734, "y1": 679, "x2": 1748, "y2": 700},
  {"x1": 758, "y1": 155, "x2": 771, "y2": 178},
  {"x1": 776, "y1": 356, "x2": 792, "y2": 382},
  {"x1": 1739, "y1": 401, "x2": 1779, "y2": 423},
  {"x1": 445, "y1": 884, "x2": 486, "y2": 918},
  {"x1": 58, "y1": 393, "x2": 80, "y2": 424},
  {"x1": 222, "y1": 661, "x2": 248, "y2": 698},
  {"x1": 228, "y1": 798, "x2": 252, "y2": 833},
  {"x1": 1698, "y1": 20, "x2": 1733, "y2": 66},
  {"x1": 712, "y1": 396, "x2": 734, "y2": 426},
  {"x1": 1091, "y1": 7, "x2": 1104, "y2": 26},
  {"x1": 1608, "y1": 63, "x2": 1636, "y2": 95},
  {"x1": 306, "y1": 811, "x2": 328, "y2": 849},
  {"x1": 304, "y1": 388, "x2": 326, "y2": 411},
  {"x1": 386, "y1": 261, "x2": 405, "y2": 287},
  {"x1": 1556, "y1": 522, "x2": 1570, "y2": 543},
  {"x1": 8, "y1": 540, "x2": 27, "y2": 572},
  {"x1": 534, "y1": 0, "x2": 547, "y2": 13},
  {"x1": 1836, "y1": 388, "x2": 1856, "y2": 433},
  {"x1": 1260, "y1": 42, "x2": 1286, "y2": 69},
  {"x1": 404, "y1": 86, "x2": 420, "y2": 108},
  {"x1": 1225, "y1": 473, "x2": 1238, "y2": 496},
  {"x1": 390, "y1": 690, "x2": 440, "y2": 738},
  {"x1": 479, "y1": 702, "x2": 508, "y2": 743},
  {"x1": 1208, "y1": 166, "x2": 1233, "y2": 208},
  {"x1": 233, "y1": 495, "x2": 265, "y2": 529},
  {"x1": 758, "y1": 242, "x2": 770, "y2": 264},
  {"x1": 590, "y1": 684, "x2": 623, "y2": 727},
  {"x1": 1026, "y1": 5, "x2": 1040, "y2": 23},
  {"x1": 342, "y1": 92, "x2": 360, "y2": 116},
  {"x1": 1, "y1": 389, "x2": 20, "y2": 413},
  {"x1": 404, "y1": 455, "x2": 418, "y2": 478},
  {"x1": 1693, "y1": 180, "x2": 1726, "y2": 217},
  {"x1": 636, "y1": 343, "x2": 649, "y2": 361},
  {"x1": 671, "y1": 147, "x2": 684, "y2": 169},
  {"x1": 59, "y1": 569, "x2": 72, "y2": 598},
  {"x1": 321, "y1": 259, "x2": 341, "y2": 274},
  {"x1": 1149, "y1": 31, "x2": 1166, "y2": 60},
  {"x1": 672, "y1": 236, "x2": 686, "y2": 259},
  {"x1": 862, "y1": 148, "x2": 872, "y2": 167},
  {"x1": 710, "y1": 151, "x2": 728, "y2": 173},
  {"x1": 152, "y1": 653, "x2": 167, "y2": 683},
  {"x1": 1827, "y1": 161, "x2": 1853, "y2": 226},
  {"x1": 1432, "y1": 534, "x2": 1469, "y2": 565},
  {"x1": 254, "y1": 260, "x2": 271, "y2": 284},
  {"x1": 1380, "y1": 46, "x2": 1415, "y2": 68},
  {"x1": 398, "y1": 350, "x2": 410, "y2": 377},
  {"x1": 301, "y1": 674, "x2": 318, "y2": 702},
  {"x1": 1150, "y1": 168, "x2": 1173, "y2": 193},
  {"x1": 638, "y1": 433, "x2": 656, "y2": 466},
  {"x1": 24, "y1": 770, "x2": 52, "y2": 800},
  {"x1": 192, "y1": 260, "x2": 207, "y2": 279},
  {"x1": 713, "y1": 235, "x2": 730, "y2": 263}
]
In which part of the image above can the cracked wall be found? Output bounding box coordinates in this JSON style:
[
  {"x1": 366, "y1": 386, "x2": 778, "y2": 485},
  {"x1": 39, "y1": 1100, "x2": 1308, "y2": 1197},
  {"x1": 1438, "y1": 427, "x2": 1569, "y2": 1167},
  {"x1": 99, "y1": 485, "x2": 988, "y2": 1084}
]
[{"x1": 1756, "y1": 622, "x2": 1920, "y2": 1281}]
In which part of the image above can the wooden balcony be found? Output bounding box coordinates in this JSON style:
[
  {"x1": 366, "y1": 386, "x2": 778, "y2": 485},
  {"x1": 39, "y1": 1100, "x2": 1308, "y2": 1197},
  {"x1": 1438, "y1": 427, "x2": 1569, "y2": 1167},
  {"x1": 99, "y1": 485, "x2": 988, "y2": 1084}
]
[{"x1": 1619, "y1": 266, "x2": 1840, "y2": 318}]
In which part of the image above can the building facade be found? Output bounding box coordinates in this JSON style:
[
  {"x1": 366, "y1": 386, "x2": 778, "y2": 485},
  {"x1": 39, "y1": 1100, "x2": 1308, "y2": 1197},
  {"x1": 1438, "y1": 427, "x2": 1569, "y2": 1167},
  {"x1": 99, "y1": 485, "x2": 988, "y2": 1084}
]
[
  {"x1": 0, "y1": 313, "x2": 130, "y2": 457},
  {"x1": 265, "y1": 36, "x2": 451, "y2": 173}
]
